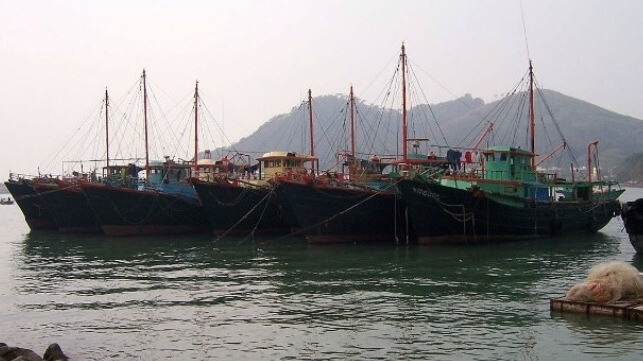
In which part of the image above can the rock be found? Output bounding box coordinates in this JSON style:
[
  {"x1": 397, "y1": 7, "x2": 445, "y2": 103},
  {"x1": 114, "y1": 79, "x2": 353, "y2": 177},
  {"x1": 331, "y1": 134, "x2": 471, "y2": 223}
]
[
  {"x1": 0, "y1": 344, "x2": 44, "y2": 361},
  {"x1": 43, "y1": 344, "x2": 68, "y2": 361}
]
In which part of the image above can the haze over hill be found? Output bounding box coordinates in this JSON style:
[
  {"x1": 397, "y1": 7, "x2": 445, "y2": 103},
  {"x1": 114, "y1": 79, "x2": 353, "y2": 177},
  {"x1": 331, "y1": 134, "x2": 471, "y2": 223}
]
[
  {"x1": 214, "y1": 89, "x2": 643, "y2": 179},
  {"x1": 615, "y1": 152, "x2": 643, "y2": 186}
]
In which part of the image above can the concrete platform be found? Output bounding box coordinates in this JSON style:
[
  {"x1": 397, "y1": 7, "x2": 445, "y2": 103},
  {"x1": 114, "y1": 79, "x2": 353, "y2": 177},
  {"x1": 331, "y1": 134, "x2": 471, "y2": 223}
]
[{"x1": 550, "y1": 297, "x2": 643, "y2": 321}]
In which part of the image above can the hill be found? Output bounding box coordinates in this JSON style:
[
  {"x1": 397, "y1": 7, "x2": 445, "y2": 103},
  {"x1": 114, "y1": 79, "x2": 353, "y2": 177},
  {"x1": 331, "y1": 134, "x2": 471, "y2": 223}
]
[
  {"x1": 614, "y1": 152, "x2": 643, "y2": 186},
  {"x1": 215, "y1": 90, "x2": 643, "y2": 177}
]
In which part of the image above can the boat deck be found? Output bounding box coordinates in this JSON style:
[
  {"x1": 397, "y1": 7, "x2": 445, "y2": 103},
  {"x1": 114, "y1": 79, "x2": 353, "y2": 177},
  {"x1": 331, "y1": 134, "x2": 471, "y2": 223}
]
[{"x1": 550, "y1": 297, "x2": 643, "y2": 322}]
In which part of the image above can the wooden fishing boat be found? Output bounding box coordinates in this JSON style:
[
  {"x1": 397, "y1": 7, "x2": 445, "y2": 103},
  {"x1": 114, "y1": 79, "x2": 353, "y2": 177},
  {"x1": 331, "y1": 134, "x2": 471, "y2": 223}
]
[
  {"x1": 4, "y1": 175, "x2": 57, "y2": 230},
  {"x1": 273, "y1": 45, "x2": 441, "y2": 243},
  {"x1": 28, "y1": 89, "x2": 131, "y2": 234},
  {"x1": 0, "y1": 196, "x2": 14, "y2": 205},
  {"x1": 32, "y1": 177, "x2": 102, "y2": 233},
  {"x1": 81, "y1": 75, "x2": 210, "y2": 236},
  {"x1": 397, "y1": 62, "x2": 623, "y2": 244},
  {"x1": 274, "y1": 171, "x2": 408, "y2": 243},
  {"x1": 82, "y1": 160, "x2": 209, "y2": 236},
  {"x1": 191, "y1": 151, "x2": 317, "y2": 235},
  {"x1": 7, "y1": 88, "x2": 118, "y2": 233}
]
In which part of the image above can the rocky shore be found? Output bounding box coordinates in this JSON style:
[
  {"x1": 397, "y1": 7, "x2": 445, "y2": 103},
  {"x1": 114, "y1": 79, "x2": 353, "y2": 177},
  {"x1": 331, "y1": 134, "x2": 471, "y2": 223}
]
[{"x1": 0, "y1": 343, "x2": 68, "y2": 361}]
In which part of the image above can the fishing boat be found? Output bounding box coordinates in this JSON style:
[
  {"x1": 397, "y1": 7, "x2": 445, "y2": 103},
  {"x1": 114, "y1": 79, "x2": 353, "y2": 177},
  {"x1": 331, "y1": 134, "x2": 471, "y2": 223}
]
[
  {"x1": 0, "y1": 196, "x2": 14, "y2": 205},
  {"x1": 274, "y1": 46, "x2": 440, "y2": 243},
  {"x1": 81, "y1": 73, "x2": 209, "y2": 236},
  {"x1": 191, "y1": 150, "x2": 317, "y2": 235},
  {"x1": 27, "y1": 89, "x2": 117, "y2": 234},
  {"x1": 191, "y1": 87, "x2": 319, "y2": 236},
  {"x1": 4, "y1": 175, "x2": 57, "y2": 230},
  {"x1": 621, "y1": 198, "x2": 643, "y2": 253},
  {"x1": 274, "y1": 169, "x2": 408, "y2": 243},
  {"x1": 82, "y1": 159, "x2": 209, "y2": 236},
  {"x1": 396, "y1": 62, "x2": 623, "y2": 244},
  {"x1": 31, "y1": 176, "x2": 101, "y2": 233}
]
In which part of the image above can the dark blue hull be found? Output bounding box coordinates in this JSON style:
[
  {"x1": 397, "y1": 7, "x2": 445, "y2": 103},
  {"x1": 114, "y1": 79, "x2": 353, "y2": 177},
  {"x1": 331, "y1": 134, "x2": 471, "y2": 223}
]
[
  {"x1": 622, "y1": 198, "x2": 643, "y2": 253},
  {"x1": 34, "y1": 182, "x2": 101, "y2": 234},
  {"x1": 275, "y1": 180, "x2": 411, "y2": 243},
  {"x1": 4, "y1": 179, "x2": 57, "y2": 230},
  {"x1": 81, "y1": 183, "x2": 210, "y2": 236},
  {"x1": 192, "y1": 180, "x2": 295, "y2": 235},
  {"x1": 397, "y1": 178, "x2": 620, "y2": 244}
]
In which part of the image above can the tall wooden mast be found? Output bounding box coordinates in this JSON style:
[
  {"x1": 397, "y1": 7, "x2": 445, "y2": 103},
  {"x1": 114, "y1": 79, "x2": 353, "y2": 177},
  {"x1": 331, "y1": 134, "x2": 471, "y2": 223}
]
[
  {"x1": 143, "y1": 70, "x2": 150, "y2": 179},
  {"x1": 349, "y1": 85, "x2": 355, "y2": 158},
  {"x1": 105, "y1": 88, "x2": 110, "y2": 169},
  {"x1": 401, "y1": 43, "x2": 408, "y2": 166},
  {"x1": 308, "y1": 89, "x2": 315, "y2": 173},
  {"x1": 308, "y1": 89, "x2": 314, "y2": 157},
  {"x1": 587, "y1": 140, "x2": 599, "y2": 182},
  {"x1": 194, "y1": 80, "x2": 199, "y2": 174},
  {"x1": 528, "y1": 60, "x2": 536, "y2": 169}
]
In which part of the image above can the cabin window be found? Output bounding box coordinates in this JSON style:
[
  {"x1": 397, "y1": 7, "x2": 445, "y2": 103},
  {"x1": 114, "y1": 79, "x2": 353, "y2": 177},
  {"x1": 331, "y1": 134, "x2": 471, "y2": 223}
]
[
  {"x1": 531, "y1": 187, "x2": 550, "y2": 201},
  {"x1": 577, "y1": 186, "x2": 590, "y2": 201},
  {"x1": 500, "y1": 153, "x2": 507, "y2": 161}
]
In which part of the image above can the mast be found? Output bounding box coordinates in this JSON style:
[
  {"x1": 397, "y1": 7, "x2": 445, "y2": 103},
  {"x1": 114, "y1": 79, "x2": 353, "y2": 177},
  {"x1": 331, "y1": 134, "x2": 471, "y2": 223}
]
[
  {"x1": 143, "y1": 69, "x2": 150, "y2": 179},
  {"x1": 588, "y1": 140, "x2": 599, "y2": 182},
  {"x1": 528, "y1": 60, "x2": 535, "y2": 169},
  {"x1": 401, "y1": 43, "x2": 408, "y2": 166},
  {"x1": 308, "y1": 89, "x2": 315, "y2": 173},
  {"x1": 349, "y1": 85, "x2": 355, "y2": 158},
  {"x1": 194, "y1": 80, "x2": 199, "y2": 174},
  {"x1": 105, "y1": 88, "x2": 110, "y2": 169}
]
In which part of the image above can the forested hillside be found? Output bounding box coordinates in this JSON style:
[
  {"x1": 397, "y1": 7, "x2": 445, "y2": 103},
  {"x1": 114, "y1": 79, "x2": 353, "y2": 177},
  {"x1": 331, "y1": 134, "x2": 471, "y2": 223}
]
[{"x1": 215, "y1": 90, "x2": 643, "y2": 178}]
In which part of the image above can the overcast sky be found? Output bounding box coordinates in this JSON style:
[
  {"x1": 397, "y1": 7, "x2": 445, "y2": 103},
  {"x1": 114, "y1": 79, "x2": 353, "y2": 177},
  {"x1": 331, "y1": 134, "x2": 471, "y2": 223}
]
[{"x1": 1, "y1": 0, "x2": 641, "y2": 177}]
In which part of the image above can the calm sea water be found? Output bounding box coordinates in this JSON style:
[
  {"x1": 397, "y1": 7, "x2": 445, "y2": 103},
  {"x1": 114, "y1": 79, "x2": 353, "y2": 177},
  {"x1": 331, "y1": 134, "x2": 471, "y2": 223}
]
[{"x1": 1, "y1": 189, "x2": 642, "y2": 360}]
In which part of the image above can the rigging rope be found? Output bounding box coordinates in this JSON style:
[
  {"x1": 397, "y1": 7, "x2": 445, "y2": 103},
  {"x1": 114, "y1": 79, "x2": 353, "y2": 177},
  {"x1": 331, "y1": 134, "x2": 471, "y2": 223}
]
[{"x1": 214, "y1": 187, "x2": 277, "y2": 241}]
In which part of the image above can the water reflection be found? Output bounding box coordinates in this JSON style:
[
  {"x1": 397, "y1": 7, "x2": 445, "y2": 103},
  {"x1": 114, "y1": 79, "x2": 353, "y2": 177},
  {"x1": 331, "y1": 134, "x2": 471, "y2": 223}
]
[
  {"x1": 18, "y1": 231, "x2": 623, "y2": 305},
  {"x1": 9, "y1": 228, "x2": 641, "y2": 360}
]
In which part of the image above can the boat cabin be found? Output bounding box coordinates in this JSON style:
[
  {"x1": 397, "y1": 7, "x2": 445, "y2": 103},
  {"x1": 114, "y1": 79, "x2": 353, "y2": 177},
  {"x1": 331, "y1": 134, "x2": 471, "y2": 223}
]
[
  {"x1": 148, "y1": 157, "x2": 192, "y2": 185},
  {"x1": 101, "y1": 164, "x2": 134, "y2": 186},
  {"x1": 102, "y1": 165, "x2": 129, "y2": 178},
  {"x1": 195, "y1": 158, "x2": 231, "y2": 181},
  {"x1": 194, "y1": 151, "x2": 258, "y2": 181},
  {"x1": 257, "y1": 151, "x2": 318, "y2": 180},
  {"x1": 341, "y1": 153, "x2": 389, "y2": 177},
  {"x1": 482, "y1": 146, "x2": 538, "y2": 182}
]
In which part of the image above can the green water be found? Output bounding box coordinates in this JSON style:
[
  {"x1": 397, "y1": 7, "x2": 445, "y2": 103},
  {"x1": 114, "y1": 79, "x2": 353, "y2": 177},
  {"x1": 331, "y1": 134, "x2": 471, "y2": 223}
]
[{"x1": 1, "y1": 190, "x2": 642, "y2": 360}]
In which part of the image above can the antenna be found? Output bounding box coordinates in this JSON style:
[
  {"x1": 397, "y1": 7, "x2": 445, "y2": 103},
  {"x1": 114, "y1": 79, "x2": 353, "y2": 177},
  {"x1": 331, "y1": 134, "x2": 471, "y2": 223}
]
[{"x1": 519, "y1": 0, "x2": 532, "y2": 61}]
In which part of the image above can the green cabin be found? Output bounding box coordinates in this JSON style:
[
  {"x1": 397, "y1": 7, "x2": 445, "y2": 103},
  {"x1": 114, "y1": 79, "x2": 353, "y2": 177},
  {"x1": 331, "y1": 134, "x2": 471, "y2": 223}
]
[{"x1": 440, "y1": 146, "x2": 555, "y2": 202}]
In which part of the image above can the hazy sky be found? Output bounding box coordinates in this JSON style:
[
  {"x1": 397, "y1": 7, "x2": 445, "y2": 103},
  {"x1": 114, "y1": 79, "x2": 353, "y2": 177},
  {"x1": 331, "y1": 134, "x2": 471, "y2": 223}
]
[{"x1": 1, "y1": 0, "x2": 642, "y2": 177}]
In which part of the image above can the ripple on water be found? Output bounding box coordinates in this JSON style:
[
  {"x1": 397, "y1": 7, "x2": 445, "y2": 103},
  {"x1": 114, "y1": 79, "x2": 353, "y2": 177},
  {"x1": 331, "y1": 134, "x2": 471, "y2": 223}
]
[{"x1": 2, "y1": 214, "x2": 643, "y2": 360}]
